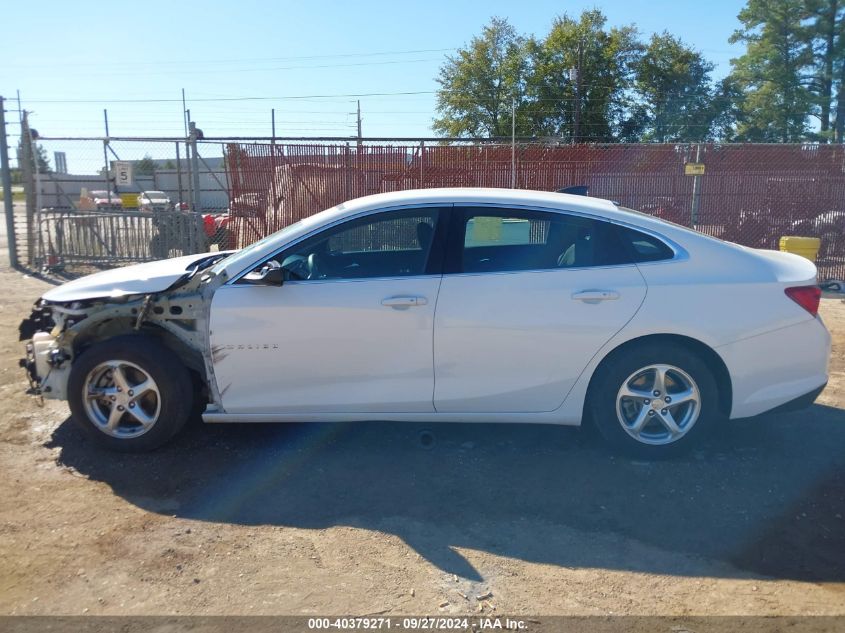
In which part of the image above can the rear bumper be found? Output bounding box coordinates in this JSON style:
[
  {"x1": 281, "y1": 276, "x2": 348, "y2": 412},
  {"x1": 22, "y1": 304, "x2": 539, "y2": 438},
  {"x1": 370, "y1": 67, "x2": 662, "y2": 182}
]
[
  {"x1": 719, "y1": 317, "x2": 831, "y2": 419},
  {"x1": 762, "y1": 381, "x2": 827, "y2": 415}
]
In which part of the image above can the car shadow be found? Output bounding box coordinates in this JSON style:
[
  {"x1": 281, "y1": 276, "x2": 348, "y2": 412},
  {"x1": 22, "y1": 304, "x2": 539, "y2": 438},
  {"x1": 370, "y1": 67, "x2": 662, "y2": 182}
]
[{"x1": 47, "y1": 404, "x2": 845, "y2": 583}]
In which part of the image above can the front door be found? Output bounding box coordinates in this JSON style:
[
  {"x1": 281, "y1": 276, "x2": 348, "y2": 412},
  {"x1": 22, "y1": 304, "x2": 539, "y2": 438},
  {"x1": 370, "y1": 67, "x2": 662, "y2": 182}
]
[{"x1": 210, "y1": 207, "x2": 445, "y2": 414}]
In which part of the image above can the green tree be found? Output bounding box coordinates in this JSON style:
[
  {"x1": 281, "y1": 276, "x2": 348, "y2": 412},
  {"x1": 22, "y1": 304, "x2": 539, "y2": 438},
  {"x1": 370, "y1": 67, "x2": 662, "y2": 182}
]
[
  {"x1": 728, "y1": 0, "x2": 815, "y2": 142},
  {"x1": 16, "y1": 137, "x2": 51, "y2": 173},
  {"x1": 433, "y1": 17, "x2": 532, "y2": 137},
  {"x1": 527, "y1": 10, "x2": 642, "y2": 141},
  {"x1": 707, "y1": 77, "x2": 747, "y2": 141},
  {"x1": 806, "y1": 0, "x2": 844, "y2": 140},
  {"x1": 135, "y1": 154, "x2": 157, "y2": 176},
  {"x1": 634, "y1": 33, "x2": 720, "y2": 141}
]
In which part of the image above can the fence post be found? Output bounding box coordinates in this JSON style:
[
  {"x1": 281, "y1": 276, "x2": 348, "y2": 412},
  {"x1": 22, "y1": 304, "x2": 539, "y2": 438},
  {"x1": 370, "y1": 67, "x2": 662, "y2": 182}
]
[
  {"x1": 185, "y1": 109, "x2": 194, "y2": 211},
  {"x1": 20, "y1": 112, "x2": 35, "y2": 265},
  {"x1": 419, "y1": 140, "x2": 424, "y2": 188},
  {"x1": 271, "y1": 113, "x2": 278, "y2": 217},
  {"x1": 345, "y1": 142, "x2": 351, "y2": 198},
  {"x1": 511, "y1": 98, "x2": 516, "y2": 189},
  {"x1": 175, "y1": 142, "x2": 183, "y2": 206},
  {"x1": 690, "y1": 143, "x2": 702, "y2": 227},
  {"x1": 189, "y1": 122, "x2": 201, "y2": 212},
  {"x1": 0, "y1": 96, "x2": 18, "y2": 268}
]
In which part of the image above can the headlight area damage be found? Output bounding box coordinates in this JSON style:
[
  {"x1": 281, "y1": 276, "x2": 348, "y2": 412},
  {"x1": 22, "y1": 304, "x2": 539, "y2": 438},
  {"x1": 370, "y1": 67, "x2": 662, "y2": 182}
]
[{"x1": 18, "y1": 257, "x2": 229, "y2": 407}]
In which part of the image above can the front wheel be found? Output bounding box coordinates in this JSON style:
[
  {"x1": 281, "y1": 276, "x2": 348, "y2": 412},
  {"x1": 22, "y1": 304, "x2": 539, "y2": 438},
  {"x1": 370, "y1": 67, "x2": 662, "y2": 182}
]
[
  {"x1": 588, "y1": 343, "x2": 722, "y2": 458},
  {"x1": 67, "y1": 335, "x2": 193, "y2": 452}
]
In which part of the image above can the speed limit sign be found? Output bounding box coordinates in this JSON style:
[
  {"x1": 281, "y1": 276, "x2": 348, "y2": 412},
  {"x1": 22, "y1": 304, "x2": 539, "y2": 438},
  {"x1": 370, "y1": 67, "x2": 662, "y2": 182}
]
[{"x1": 113, "y1": 161, "x2": 133, "y2": 186}]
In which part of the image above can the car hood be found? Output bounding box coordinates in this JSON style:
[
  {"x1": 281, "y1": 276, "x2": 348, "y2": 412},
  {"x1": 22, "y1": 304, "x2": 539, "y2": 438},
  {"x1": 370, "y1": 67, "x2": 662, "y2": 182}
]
[{"x1": 42, "y1": 252, "x2": 230, "y2": 303}]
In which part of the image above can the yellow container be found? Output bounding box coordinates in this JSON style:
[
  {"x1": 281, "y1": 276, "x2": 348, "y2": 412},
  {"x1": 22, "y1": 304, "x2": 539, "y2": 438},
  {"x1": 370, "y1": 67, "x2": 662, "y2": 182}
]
[
  {"x1": 779, "y1": 235, "x2": 821, "y2": 262},
  {"x1": 120, "y1": 193, "x2": 139, "y2": 209}
]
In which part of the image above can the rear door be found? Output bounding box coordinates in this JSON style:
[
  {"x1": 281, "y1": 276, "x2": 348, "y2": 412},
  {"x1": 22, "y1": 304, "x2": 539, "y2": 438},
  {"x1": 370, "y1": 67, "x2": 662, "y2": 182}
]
[{"x1": 433, "y1": 206, "x2": 647, "y2": 413}]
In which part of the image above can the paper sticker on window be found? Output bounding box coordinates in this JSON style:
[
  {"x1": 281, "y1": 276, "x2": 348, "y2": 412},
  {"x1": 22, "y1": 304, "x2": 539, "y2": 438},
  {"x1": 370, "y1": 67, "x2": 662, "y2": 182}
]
[{"x1": 470, "y1": 216, "x2": 503, "y2": 245}]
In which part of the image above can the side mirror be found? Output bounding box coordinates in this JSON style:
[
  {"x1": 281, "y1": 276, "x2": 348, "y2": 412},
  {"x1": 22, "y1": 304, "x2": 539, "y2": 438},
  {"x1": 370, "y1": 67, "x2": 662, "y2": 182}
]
[{"x1": 243, "y1": 260, "x2": 284, "y2": 286}]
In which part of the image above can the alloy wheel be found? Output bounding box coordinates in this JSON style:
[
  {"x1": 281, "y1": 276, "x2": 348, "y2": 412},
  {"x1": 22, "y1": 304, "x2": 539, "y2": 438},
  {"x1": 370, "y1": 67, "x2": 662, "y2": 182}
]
[
  {"x1": 615, "y1": 364, "x2": 701, "y2": 446},
  {"x1": 81, "y1": 360, "x2": 161, "y2": 438}
]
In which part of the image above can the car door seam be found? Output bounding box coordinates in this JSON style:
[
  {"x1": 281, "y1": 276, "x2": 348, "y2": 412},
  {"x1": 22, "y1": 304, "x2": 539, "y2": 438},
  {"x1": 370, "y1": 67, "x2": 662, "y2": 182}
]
[{"x1": 551, "y1": 262, "x2": 650, "y2": 413}]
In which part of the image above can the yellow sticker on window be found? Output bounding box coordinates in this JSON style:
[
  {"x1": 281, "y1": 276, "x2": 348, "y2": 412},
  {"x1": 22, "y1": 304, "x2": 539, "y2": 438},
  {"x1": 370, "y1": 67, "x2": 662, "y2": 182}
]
[{"x1": 471, "y1": 216, "x2": 503, "y2": 244}]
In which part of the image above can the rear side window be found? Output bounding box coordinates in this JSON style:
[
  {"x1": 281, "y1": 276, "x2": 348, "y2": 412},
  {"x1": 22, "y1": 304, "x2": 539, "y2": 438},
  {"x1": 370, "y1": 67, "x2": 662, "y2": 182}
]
[
  {"x1": 615, "y1": 225, "x2": 675, "y2": 263},
  {"x1": 455, "y1": 208, "x2": 633, "y2": 273}
]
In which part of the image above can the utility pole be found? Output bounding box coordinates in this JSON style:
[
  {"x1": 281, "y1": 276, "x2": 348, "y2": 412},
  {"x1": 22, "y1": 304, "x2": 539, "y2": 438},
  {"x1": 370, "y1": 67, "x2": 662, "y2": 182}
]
[
  {"x1": 0, "y1": 96, "x2": 18, "y2": 268},
  {"x1": 573, "y1": 38, "x2": 584, "y2": 143},
  {"x1": 356, "y1": 100, "x2": 363, "y2": 150},
  {"x1": 102, "y1": 109, "x2": 112, "y2": 194},
  {"x1": 181, "y1": 88, "x2": 188, "y2": 138},
  {"x1": 356, "y1": 100, "x2": 363, "y2": 173}
]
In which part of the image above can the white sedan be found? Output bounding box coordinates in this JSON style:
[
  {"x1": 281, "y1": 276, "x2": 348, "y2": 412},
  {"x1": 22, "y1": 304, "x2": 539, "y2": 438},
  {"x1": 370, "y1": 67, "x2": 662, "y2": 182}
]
[
  {"x1": 137, "y1": 190, "x2": 172, "y2": 213},
  {"x1": 20, "y1": 188, "x2": 831, "y2": 457}
]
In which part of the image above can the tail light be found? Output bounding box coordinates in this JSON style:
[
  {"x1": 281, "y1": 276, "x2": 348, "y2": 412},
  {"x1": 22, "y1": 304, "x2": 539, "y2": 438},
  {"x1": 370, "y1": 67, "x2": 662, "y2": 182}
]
[{"x1": 785, "y1": 285, "x2": 821, "y2": 316}]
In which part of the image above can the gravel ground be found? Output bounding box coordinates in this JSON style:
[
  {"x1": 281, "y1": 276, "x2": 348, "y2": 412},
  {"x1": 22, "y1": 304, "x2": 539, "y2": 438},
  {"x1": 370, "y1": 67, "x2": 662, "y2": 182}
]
[{"x1": 0, "y1": 259, "x2": 843, "y2": 616}]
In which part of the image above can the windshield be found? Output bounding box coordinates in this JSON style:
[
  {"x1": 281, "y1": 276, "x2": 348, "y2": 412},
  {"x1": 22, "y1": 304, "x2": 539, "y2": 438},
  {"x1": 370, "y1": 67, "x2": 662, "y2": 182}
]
[
  {"x1": 145, "y1": 191, "x2": 167, "y2": 198},
  {"x1": 209, "y1": 218, "x2": 306, "y2": 276}
]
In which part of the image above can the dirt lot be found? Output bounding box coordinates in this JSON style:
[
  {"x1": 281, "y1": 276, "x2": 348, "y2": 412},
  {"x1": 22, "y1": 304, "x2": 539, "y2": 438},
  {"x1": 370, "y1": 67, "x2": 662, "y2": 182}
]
[{"x1": 0, "y1": 259, "x2": 843, "y2": 616}]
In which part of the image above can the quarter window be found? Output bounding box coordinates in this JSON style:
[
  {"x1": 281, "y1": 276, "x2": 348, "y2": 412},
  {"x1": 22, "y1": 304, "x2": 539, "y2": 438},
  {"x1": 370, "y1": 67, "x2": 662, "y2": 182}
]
[
  {"x1": 615, "y1": 225, "x2": 675, "y2": 263},
  {"x1": 456, "y1": 208, "x2": 632, "y2": 273}
]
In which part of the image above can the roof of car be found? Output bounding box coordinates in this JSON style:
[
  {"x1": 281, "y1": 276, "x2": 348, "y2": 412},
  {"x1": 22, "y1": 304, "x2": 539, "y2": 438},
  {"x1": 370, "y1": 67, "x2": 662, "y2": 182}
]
[{"x1": 329, "y1": 187, "x2": 619, "y2": 217}]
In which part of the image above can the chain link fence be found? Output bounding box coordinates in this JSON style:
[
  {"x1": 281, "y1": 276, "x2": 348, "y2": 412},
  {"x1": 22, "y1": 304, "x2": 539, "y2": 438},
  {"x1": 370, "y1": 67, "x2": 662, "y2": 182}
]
[{"x1": 6, "y1": 136, "x2": 845, "y2": 280}]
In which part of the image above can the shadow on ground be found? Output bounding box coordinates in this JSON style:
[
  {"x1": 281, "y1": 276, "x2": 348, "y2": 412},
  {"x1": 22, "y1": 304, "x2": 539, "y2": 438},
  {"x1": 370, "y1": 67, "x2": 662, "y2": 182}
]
[{"x1": 47, "y1": 405, "x2": 845, "y2": 583}]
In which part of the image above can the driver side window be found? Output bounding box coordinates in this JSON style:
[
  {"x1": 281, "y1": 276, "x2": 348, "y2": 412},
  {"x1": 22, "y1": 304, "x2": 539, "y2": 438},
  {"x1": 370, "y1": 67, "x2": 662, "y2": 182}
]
[{"x1": 265, "y1": 208, "x2": 441, "y2": 282}]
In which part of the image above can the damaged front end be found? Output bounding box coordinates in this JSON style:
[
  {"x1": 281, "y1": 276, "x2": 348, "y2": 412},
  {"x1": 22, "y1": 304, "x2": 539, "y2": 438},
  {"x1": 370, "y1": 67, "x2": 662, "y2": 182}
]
[
  {"x1": 19, "y1": 253, "x2": 230, "y2": 406},
  {"x1": 20, "y1": 302, "x2": 78, "y2": 399}
]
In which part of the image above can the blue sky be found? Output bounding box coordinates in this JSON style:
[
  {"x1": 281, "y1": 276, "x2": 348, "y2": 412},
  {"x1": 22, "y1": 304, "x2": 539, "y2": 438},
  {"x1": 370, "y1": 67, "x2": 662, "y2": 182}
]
[{"x1": 2, "y1": 0, "x2": 745, "y2": 145}]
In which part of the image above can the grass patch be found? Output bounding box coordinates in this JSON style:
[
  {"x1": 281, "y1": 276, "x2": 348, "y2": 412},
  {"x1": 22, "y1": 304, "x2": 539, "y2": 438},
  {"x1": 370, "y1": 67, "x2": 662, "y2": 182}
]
[{"x1": 0, "y1": 190, "x2": 25, "y2": 202}]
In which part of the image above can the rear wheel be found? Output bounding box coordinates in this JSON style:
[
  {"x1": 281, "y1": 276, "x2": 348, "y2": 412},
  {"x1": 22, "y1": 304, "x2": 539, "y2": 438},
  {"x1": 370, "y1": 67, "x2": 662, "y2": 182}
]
[
  {"x1": 588, "y1": 343, "x2": 722, "y2": 458},
  {"x1": 68, "y1": 335, "x2": 193, "y2": 452}
]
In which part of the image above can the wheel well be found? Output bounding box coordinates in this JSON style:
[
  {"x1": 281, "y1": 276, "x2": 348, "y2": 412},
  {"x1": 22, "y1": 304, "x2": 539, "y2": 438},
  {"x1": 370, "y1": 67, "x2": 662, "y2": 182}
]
[
  {"x1": 72, "y1": 321, "x2": 207, "y2": 384},
  {"x1": 585, "y1": 334, "x2": 733, "y2": 418}
]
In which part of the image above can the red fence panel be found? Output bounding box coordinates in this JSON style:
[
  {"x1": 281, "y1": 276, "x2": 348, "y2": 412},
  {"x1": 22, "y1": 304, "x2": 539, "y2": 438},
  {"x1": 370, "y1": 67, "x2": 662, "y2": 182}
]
[{"x1": 225, "y1": 142, "x2": 845, "y2": 280}]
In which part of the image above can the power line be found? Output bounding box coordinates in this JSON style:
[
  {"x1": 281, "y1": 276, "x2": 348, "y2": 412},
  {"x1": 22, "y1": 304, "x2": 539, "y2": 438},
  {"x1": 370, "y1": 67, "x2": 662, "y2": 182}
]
[
  {"x1": 11, "y1": 47, "x2": 458, "y2": 69},
  {"x1": 48, "y1": 58, "x2": 444, "y2": 78},
  {"x1": 23, "y1": 91, "x2": 437, "y2": 104}
]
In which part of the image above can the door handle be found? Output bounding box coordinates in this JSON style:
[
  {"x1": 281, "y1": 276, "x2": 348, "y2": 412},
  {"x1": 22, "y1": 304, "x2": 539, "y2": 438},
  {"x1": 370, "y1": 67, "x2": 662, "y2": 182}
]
[
  {"x1": 571, "y1": 290, "x2": 620, "y2": 303},
  {"x1": 381, "y1": 295, "x2": 428, "y2": 308}
]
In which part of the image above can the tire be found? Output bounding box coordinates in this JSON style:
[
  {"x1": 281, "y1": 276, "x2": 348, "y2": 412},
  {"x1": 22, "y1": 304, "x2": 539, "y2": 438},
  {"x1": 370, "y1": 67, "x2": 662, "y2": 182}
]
[
  {"x1": 587, "y1": 342, "x2": 722, "y2": 459},
  {"x1": 67, "y1": 335, "x2": 193, "y2": 452}
]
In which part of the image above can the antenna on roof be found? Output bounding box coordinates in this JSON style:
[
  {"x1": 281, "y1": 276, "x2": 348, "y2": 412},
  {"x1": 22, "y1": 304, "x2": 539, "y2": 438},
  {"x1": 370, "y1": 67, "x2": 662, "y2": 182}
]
[{"x1": 556, "y1": 185, "x2": 589, "y2": 196}]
